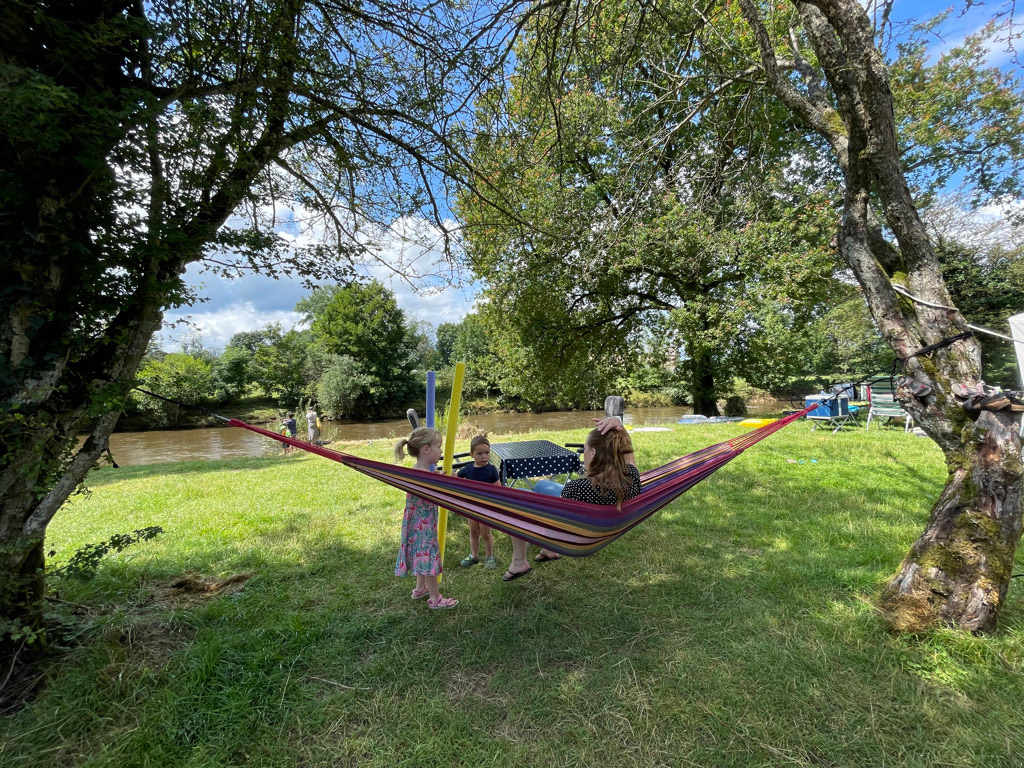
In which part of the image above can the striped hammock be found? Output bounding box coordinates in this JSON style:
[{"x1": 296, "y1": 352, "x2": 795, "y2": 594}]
[{"x1": 228, "y1": 404, "x2": 815, "y2": 557}]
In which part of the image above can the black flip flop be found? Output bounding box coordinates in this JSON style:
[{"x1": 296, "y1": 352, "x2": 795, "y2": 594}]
[
  {"x1": 979, "y1": 392, "x2": 1011, "y2": 411},
  {"x1": 534, "y1": 553, "x2": 560, "y2": 562},
  {"x1": 502, "y1": 568, "x2": 531, "y2": 582}
]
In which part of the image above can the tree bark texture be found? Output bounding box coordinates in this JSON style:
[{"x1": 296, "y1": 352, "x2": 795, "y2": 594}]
[{"x1": 739, "y1": 0, "x2": 1023, "y2": 631}]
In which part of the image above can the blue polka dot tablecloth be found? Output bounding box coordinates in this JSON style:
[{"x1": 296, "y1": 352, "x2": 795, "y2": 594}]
[{"x1": 490, "y1": 440, "x2": 582, "y2": 485}]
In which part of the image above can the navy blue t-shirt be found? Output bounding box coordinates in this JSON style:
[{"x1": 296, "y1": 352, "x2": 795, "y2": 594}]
[{"x1": 457, "y1": 463, "x2": 500, "y2": 484}]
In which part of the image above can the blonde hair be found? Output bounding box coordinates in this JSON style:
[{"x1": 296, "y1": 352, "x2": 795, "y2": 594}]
[
  {"x1": 394, "y1": 427, "x2": 443, "y2": 463},
  {"x1": 583, "y1": 427, "x2": 635, "y2": 508},
  {"x1": 469, "y1": 435, "x2": 490, "y2": 452}
]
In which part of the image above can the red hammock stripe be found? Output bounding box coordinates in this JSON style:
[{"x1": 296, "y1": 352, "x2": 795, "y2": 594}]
[{"x1": 227, "y1": 403, "x2": 815, "y2": 556}]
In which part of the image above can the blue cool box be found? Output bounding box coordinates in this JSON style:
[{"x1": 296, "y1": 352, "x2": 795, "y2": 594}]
[{"x1": 805, "y1": 396, "x2": 849, "y2": 418}]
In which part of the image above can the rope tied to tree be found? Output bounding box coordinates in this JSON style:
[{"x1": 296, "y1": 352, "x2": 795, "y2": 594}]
[{"x1": 890, "y1": 331, "x2": 975, "y2": 377}]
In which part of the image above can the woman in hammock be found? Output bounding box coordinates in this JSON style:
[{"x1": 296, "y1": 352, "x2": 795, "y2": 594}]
[{"x1": 502, "y1": 417, "x2": 641, "y2": 581}]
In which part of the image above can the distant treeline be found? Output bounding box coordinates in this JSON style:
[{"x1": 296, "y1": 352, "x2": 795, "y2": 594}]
[{"x1": 131, "y1": 238, "x2": 1022, "y2": 427}]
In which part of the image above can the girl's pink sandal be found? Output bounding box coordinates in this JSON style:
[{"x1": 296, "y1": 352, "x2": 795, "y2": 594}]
[
  {"x1": 428, "y1": 596, "x2": 458, "y2": 609},
  {"x1": 411, "y1": 587, "x2": 429, "y2": 600}
]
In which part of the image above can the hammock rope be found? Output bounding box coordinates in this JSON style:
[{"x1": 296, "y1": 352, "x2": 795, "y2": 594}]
[{"x1": 226, "y1": 400, "x2": 820, "y2": 557}]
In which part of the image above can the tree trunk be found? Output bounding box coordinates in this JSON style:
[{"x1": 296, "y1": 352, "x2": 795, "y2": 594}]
[
  {"x1": 1, "y1": 292, "x2": 162, "y2": 644},
  {"x1": 800, "y1": 0, "x2": 1023, "y2": 632},
  {"x1": 689, "y1": 350, "x2": 721, "y2": 417},
  {"x1": 0, "y1": 539, "x2": 46, "y2": 660},
  {"x1": 882, "y1": 412, "x2": 1024, "y2": 632},
  {"x1": 736, "y1": 0, "x2": 1024, "y2": 630}
]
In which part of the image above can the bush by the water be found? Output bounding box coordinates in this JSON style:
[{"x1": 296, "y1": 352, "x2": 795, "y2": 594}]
[{"x1": 724, "y1": 395, "x2": 748, "y2": 416}]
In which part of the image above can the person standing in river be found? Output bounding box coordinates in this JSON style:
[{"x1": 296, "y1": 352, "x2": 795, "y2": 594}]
[{"x1": 306, "y1": 406, "x2": 321, "y2": 444}]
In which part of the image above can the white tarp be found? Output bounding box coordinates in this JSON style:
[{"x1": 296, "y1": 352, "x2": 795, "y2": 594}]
[{"x1": 1012, "y1": 313, "x2": 1024, "y2": 389}]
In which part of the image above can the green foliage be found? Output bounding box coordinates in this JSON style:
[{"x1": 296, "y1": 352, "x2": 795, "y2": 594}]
[
  {"x1": 459, "y1": 4, "x2": 842, "y2": 413},
  {"x1": 306, "y1": 281, "x2": 419, "y2": 415},
  {"x1": 723, "y1": 395, "x2": 748, "y2": 417},
  {"x1": 613, "y1": 337, "x2": 686, "y2": 406},
  {"x1": 249, "y1": 327, "x2": 308, "y2": 405},
  {"x1": 434, "y1": 402, "x2": 454, "y2": 437},
  {"x1": 433, "y1": 313, "x2": 499, "y2": 399},
  {"x1": 0, "y1": 617, "x2": 42, "y2": 647},
  {"x1": 316, "y1": 355, "x2": 372, "y2": 419},
  {"x1": 435, "y1": 322, "x2": 459, "y2": 368},
  {"x1": 459, "y1": 1, "x2": 1023, "y2": 415},
  {"x1": 294, "y1": 286, "x2": 344, "y2": 326},
  {"x1": 406, "y1": 320, "x2": 440, "y2": 372},
  {"x1": 211, "y1": 325, "x2": 313, "y2": 407},
  {"x1": 178, "y1": 332, "x2": 215, "y2": 362},
  {"x1": 133, "y1": 354, "x2": 214, "y2": 426},
  {"x1": 48, "y1": 527, "x2": 163, "y2": 581},
  {"x1": 212, "y1": 345, "x2": 251, "y2": 401},
  {"x1": 735, "y1": 295, "x2": 895, "y2": 393},
  {"x1": 806, "y1": 299, "x2": 897, "y2": 383},
  {"x1": 937, "y1": 239, "x2": 1024, "y2": 387},
  {"x1": 889, "y1": 17, "x2": 1024, "y2": 208}
]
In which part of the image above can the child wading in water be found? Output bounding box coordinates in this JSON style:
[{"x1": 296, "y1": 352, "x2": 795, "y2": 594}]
[
  {"x1": 455, "y1": 435, "x2": 500, "y2": 569},
  {"x1": 280, "y1": 412, "x2": 298, "y2": 454},
  {"x1": 394, "y1": 427, "x2": 458, "y2": 609}
]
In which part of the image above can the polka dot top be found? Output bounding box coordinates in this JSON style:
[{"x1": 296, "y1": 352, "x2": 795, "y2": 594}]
[{"x1": 561, "y1": 465, "x2": 642, "y2": 505}]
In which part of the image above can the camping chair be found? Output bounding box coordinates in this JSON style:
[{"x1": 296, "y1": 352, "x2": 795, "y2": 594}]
[
  {"x1": 832, "y1": 383, "x2": 862, "y2": 425},
  {"x1": 804, "y1": 392, "x2": 855, "y2": 433},
  {"x1": 865, "y1": 377, "x2": 914, "y2": 432}
]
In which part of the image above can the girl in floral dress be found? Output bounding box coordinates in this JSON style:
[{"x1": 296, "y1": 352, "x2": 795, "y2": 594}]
[{"x1": 393, "y1": 427, "x2": 458, "y2": 609}]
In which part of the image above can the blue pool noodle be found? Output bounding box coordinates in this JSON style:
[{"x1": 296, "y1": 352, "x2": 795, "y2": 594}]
[{"x1": 426, "y1": 371, "x2": 436, "y2": 429}]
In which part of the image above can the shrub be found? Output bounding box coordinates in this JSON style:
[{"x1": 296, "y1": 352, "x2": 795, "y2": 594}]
[
  {"x1": 724, "y1": 395, "x2": 748, "y2": 417},
  {"x1": 317, "y1": 355, "x2": 372, "y2": 418}
]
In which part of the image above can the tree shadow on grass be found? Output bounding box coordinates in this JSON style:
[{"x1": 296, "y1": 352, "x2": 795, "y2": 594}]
[{"x1": 84, "y1": 451, "x2": 314, "y2": 488}]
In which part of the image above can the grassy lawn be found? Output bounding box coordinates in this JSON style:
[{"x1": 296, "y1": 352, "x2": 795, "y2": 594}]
[{"x1": 3, "y1": 422, "x2": 1023, "y2": 767}]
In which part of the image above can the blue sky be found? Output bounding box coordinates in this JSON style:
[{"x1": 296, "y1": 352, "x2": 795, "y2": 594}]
[{"x1": 159, "y1": 0, "x2": 1019, "y2": 352}]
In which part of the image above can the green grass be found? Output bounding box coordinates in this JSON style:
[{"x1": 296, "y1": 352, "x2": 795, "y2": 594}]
[{"x1": 3, "y1": 423, "x2": 1024, "y2": 767}]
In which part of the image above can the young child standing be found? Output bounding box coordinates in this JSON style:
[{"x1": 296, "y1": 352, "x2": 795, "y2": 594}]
[
  {"x1": 280, "y1": 412, "x2": 298, "y2": 454},
  {"x1": 393, "y1": 427, "x2": 458, "y2": 609},
  {"x1": 455, "y1": 435, "x2": 500, "y2": 569}
]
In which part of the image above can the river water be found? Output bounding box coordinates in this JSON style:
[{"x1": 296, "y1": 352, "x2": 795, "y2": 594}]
[{"x1": 103, "y1": 402, "x2": 789, "y2": 466}]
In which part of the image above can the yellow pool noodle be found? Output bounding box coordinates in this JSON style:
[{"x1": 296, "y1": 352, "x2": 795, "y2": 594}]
[{"x1": 437, "y1": 361, "x2": 465, "y2": 583}]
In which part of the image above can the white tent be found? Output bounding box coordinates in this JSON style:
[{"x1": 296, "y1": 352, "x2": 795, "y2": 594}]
[
  {"x1": 1011, "y1": 312, "x2": 1024, "y2": 435},
  {"x1": 1012, "y1": 313, "x2": 1024, "y2": 388}
]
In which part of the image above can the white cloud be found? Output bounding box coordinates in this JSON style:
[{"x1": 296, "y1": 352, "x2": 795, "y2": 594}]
[
  {"x1": 161, "y1": 303, "x2": 304, "y2": 351},
  {"x1": 160, "y1": 213, "x2": 480, "y2": 350}
]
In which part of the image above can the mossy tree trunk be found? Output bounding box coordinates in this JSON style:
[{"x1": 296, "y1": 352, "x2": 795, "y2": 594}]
[
  {"x1": 1, "y1": 1, "x2": 290, "y2": 642},
  {"x1": 739, "y1": 0, "x2": 1023, "y2": 631},
  {"x1": 884, "y1": 411, "x2": 1023, "y2": 631}
]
